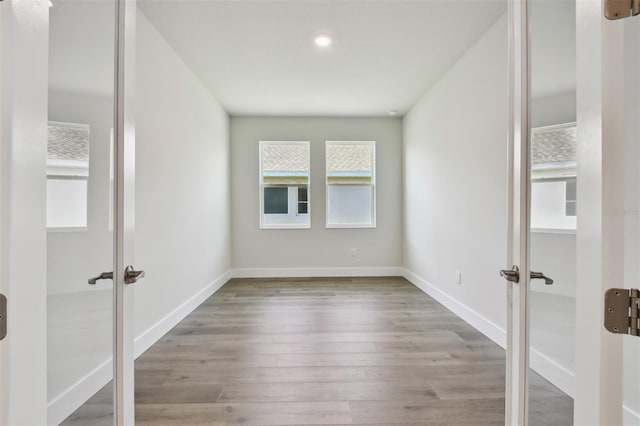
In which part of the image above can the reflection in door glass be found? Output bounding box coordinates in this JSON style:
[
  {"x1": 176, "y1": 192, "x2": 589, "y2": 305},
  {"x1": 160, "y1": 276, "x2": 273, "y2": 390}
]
[
  {"x1": 528, "y1": 0, "x2": 576, "y2": 424},
  {"x1": 47, "y1": 122, "x2": 90, "y2": 229},
  {"x1": 47, "y1": 1, "x2": 116, "y2": 425}
]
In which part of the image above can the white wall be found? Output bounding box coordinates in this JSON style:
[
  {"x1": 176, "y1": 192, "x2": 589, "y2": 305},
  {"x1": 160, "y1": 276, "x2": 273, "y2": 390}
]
[
  {"x1": 134, "y1": 11, "x2": 231, "y2": 341},
  {"x1": 230, "y1": 117, "x2": 402, "y2": 275},
  {"x1": 402, "y1": 15, "x2": 508, "y2": 336}
]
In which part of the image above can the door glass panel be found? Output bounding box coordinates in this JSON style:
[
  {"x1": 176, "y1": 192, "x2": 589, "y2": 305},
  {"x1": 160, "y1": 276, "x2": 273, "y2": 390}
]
[
  {"x1": 528, "y1": 0, "x2": 576, "y2": 423},
  {"x1": 48, "y1": 1, "x2": 116, "y2": 424}
]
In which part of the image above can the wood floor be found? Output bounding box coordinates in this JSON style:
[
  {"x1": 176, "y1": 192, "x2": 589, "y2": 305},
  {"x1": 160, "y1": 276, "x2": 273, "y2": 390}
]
[{"x1": 62, "y1": 277, "x2": 572, "y2": 425}]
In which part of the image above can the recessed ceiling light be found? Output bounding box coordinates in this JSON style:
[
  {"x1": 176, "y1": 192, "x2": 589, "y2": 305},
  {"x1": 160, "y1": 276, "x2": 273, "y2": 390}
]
[
  {"x1": 314, "y1": 34, "x2": 333, "y2": 48},
  {"x1": 389, "y1": 110, "x2": 398, "y2": 117}
]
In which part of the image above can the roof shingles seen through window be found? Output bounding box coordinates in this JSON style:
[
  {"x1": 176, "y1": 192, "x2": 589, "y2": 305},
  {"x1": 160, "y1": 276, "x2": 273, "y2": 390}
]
[
  {"x1": 48, "y1": 124, "x2": 90, "y2": 162},
  {"x1": 532, "y1": 125, "x2": 576, "y2": 165},
  {"x1": 262, "y1": 143, "x2": 309, "y2": 172},
  {"x1": 327, "y1": 144, "x2": 373, "y2": 173}
]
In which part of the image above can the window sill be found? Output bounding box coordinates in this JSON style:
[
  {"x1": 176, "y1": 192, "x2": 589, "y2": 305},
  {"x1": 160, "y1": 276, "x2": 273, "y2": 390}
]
[
  {"x1": 260, "y1": 225, "x2": 311, "y2": 230},
  {"x1": 531, "y1": 227, "x2": 576, "y2": 235},
  {"x1": 47, "y1": 226, "x2": 88, "y2": 233},
  {"x1": 326, "y1": 224, "x2": 376, "y2": 229}
]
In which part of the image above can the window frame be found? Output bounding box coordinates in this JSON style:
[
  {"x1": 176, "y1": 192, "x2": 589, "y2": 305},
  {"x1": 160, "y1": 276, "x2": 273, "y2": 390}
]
[
  {"x1": 259, "y1": 140, "x2": 311, "y2": 230},
  {"x1": 325, "y1": 140, "x2": 376, "y2": 229},
  {"x1": 565, "y1": 178, "x2": 577, "y2": 217}
]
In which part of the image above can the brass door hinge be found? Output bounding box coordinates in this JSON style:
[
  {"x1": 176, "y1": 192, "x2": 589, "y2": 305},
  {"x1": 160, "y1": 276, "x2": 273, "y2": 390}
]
[
  {"x1": 605, "y1": 0, "x2": 640, "y2": 20},
  {"x1": 604, "y1": 288, "x2": 639, "y2": 336}
]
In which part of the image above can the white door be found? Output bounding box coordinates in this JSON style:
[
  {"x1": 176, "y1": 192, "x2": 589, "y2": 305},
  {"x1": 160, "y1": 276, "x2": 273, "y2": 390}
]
[
  {"x1": 0, "y1": 2, "x2": 49, "y2": 425},
  {"x1": 597, "y1": 3, "x2": 640, "y2": 424},
  {"x1": 0, "y1": 1, "x2": 138, "y2": 425},
  {"x1": 505, "y1": 0, "x2": 640, "y2": 424}
]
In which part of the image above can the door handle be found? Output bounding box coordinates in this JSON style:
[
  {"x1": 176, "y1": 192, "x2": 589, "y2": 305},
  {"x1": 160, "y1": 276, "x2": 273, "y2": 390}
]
[
  {"x1": 530, "y1": 271, "x2": 554, "y2": 285},
  {"x1": 500, "y1": 265, "x2": 520, "y2": 283},
  {"x1": 88, "y1": 272, "x2": 113, "y2": 285},
  {"x1": 124, "y1": 265, "x2": 145, "y2": 285},
  {"x1": 89, "y1": 266, "x2": 145, "y2": 285}
]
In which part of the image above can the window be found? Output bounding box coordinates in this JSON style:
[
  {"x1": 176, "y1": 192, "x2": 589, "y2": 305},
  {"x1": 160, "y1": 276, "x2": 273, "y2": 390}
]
[
  {"x1": 326, "y1": 141, "x2": 375, "y2": 228},
  {"x1": 259, "y1": 141, "x2": 310, "y2": 229},
  {"x1": 47, "y1": 122, "x2": 90, "y2": 230}
]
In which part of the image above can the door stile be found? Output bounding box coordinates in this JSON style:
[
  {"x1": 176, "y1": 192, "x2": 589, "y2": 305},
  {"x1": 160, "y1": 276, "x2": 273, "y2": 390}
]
[
  {"x1": 0, "y1": 2, "x2": 49, "y2": 424},
  {"x1": 113, "y1": 0, "x2": 136, "y2": 424},
  {"x1": 506, "y1": 0, "x2": 530, "y2": 424},
  {"x1": 573, "y1": 1, "x2": 625, "y2": 423}
]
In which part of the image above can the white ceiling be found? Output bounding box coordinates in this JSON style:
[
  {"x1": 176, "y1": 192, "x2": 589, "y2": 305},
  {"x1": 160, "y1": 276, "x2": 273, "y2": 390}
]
[
  {"x1": 48, "y1": 0, "x2": 576, "y2": 116},
  {"x1": 138, "y1": 0, "x2": 508, "y2": 117}
]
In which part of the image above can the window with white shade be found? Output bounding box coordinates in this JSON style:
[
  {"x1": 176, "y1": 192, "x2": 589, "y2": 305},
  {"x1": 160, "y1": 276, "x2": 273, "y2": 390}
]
[
  {"x1": 326, "y1": 141, "x2": 376, "y2": 228},
  {"x1": 259, "y1": 141, "x2": 310, "y2": 229},
  {"x1": 47, "y1": 122, "x2": 90, "y2": 230}
]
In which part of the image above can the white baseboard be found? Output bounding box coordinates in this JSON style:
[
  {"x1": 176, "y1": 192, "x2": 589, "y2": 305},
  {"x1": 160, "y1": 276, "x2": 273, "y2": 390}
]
[
  {"x1": 48, "y1": 270, "x2": 232, "y2": 425},
  {"x1": 402, "y1": 268, "x2": 576, "y2": 399},
  {"x1": 134, "y1": 270, "x2": 232, "y2": 358},
  {"x1": 529, "y1": 347, "x2": 575, "y2": 398},
  {"x1": 231, "y1": 266, "x2": 403, "y2": 279},
  {"x1": 401, "y1": 268, "x2": 507, "y2": 348},
  {"x1": 47, "y1": 359, "x2": 113, "y2": 426},
  {"x1": 625, "y1": 405, "x2": 640, "y2": 425}
]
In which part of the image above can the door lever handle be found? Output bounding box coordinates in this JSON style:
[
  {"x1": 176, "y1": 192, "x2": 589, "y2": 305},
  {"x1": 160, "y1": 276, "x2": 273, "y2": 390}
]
[
  {"x1": 500, "y1": 266, "x2": 520, "y2": 283},
  {"x1": 88, "y1": 272, "x2": 113, "y2": 285},
  {"x1": 530, "y1": 271, "x2": 554, "y2": 285},
  {"x1": 124, "y1": 265, "x2": 145, "y2": 285}
]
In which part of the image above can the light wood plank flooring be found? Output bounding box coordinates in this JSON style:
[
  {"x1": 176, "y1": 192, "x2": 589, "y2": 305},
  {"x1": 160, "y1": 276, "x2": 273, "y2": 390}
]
[{"x1": 62, "y1": 277, "x2": 572, "y2": 425}]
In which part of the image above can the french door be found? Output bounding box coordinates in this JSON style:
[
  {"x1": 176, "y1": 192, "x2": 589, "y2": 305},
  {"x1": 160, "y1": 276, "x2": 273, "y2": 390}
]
[
  {"x1": 0, "y1": 0, "x2": 138, "y2": 425},
  {"x1": 505, "y1": 0, "x2": 640, "y2": 424}
]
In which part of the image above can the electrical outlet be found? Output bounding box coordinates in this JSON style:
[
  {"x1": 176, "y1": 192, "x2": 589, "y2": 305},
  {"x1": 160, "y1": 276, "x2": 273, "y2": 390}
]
[
  {"x1": 350, "y1": 248, "x2": 357, "y2": 257},
  {"x1": 456, "y1": 271, "x2": 462, "y2": 285}
]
